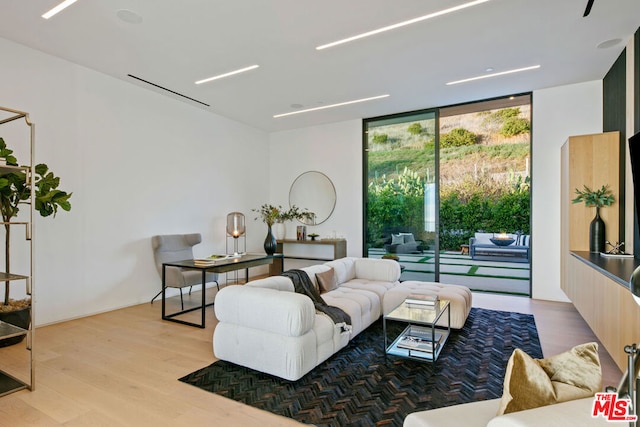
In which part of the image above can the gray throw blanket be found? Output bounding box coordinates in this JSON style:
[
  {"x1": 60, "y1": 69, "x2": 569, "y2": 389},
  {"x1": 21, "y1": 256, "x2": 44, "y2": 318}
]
[{"x1": 282, "y1": 269, "x2": 352, "y2": 335}]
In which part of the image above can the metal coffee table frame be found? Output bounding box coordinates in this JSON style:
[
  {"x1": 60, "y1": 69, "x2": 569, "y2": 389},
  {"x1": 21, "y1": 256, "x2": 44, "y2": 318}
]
[{"x1": 383, "y1": 299, "x2": 450, "y2": 362}]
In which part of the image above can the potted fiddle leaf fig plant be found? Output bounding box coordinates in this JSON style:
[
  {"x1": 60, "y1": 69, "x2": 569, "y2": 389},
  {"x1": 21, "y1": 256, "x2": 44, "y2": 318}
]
[{"x1": 0, "y1": 137, "x2": 72, "y2": 346}]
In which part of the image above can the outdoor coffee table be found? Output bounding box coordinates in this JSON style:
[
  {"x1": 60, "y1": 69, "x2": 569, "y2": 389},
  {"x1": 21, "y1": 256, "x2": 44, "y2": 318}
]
[{"x1": 383, "y1": 299, "x2": 450, "y2": 362}]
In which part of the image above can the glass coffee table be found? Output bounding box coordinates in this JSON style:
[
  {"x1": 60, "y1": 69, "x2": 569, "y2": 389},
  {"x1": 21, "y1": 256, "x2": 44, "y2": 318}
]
[{"x1": 383, "y1": 299, "x2": 450, "y2": 362}]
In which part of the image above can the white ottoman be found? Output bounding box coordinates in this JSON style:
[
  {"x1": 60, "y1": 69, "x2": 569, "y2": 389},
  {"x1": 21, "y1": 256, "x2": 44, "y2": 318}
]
[{"x1": 383, "y1": 281, "x2": 472, "y2": 329}]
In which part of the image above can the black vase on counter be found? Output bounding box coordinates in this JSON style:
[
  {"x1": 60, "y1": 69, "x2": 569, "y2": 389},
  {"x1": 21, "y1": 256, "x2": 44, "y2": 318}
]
[
  {"x1": 590, "y1": 207, "x2": 605, "y2": 253},
  {"x1": 264, "y1": 225, "x2": 277, "y2": 255}
]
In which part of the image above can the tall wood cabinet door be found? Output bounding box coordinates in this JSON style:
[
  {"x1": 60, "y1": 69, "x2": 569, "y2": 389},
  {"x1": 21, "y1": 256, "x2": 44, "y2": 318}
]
[{"x1": 565, "y1": 132, "x2": 621, "y2": 252}]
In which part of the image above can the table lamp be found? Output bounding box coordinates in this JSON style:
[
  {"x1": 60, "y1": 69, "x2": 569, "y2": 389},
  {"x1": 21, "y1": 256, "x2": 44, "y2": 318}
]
[{"x1": 226, "y1": 212, "x2": 245, "y2": 256}]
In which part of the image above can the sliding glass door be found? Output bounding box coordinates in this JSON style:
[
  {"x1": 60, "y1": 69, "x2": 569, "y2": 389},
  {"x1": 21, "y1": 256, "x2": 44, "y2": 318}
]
[
  {"x1": 364, "y1": 111, "x2": 438, "y2": 282},
  {"x1": 364, "y1": 94, "x2": 531, "y2": 296}
]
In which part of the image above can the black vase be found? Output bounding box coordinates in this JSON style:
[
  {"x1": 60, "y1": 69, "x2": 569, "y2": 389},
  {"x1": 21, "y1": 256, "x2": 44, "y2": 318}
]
[
  {"x1": 264, "y1": 225, "x2": 277, "y2": 255},
  {"x1": 589, "y1": 207, "x2": 605, "y2": 253}
]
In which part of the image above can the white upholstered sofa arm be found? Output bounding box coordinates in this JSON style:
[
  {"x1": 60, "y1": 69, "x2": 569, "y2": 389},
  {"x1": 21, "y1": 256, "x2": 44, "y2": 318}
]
[
  {"x1": 215, "y1": 285, "x2": 315, "y2": 337},
  {"x1": 354, "y1": 258, "x2": 401, "y2": 282}
]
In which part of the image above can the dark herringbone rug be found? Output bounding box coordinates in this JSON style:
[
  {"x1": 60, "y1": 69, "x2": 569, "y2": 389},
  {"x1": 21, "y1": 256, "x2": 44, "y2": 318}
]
[{"x1": 179, "y1": 307, "x2": 542, "y2": 427}]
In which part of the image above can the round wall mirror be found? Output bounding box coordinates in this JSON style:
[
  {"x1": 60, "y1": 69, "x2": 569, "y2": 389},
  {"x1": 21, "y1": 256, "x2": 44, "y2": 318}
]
[{"x1": 289, "y1": 171, "x2": 336, "y2": 225}]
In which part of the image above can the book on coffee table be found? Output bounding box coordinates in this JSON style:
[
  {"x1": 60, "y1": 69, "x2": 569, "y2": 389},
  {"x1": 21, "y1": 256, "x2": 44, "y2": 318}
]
[
  {"x1": 405, "y1": 328, "x2": 443, "y2": 342},
  {"x1": 404, "y1": 293, "x2": 439, "y2": 306},
  {"x1": 397, "y1": 333, "x2": 442, "y2": 352}
]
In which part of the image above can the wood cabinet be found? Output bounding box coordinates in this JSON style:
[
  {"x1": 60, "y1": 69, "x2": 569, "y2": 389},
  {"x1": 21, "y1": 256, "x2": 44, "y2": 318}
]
[
  {"x1": 276, "y1": 239, "x2": 346, "y2": 270},
  {"x1": 561, "y1": 132, "x2": 621, "y2": 253},
  {"x1": 561, "y1": 132, "x2": 621, "y2": 299},
  {"x1": 560, "y1": 131, "x2": 640, "y2": 372},
  {"x1": 564, "y1": 254, "x2": 640, "y2": 371}
]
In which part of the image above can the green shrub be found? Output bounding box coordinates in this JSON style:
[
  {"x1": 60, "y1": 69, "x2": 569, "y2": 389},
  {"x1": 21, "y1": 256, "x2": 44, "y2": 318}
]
[
  {"x1": 366, "y1": 164, "x2": 530, "y2": 250},
  {"x1": 493, "y1": 108, "x2": 520, "y2": 120},
  {"x1": 480, "y1": 107, "x2": 522, "y2": 130},
  {"x1": 500, "y1": 117, "x2": 530, "y2": 137},
  {"x1": 440, "y1": 128, "x2": 477, "y2": 148},
  {"x1": 367, "y1": 168, "x2": 426, "y2": 245},
  {"x1": 407, "y1": 123, "x2": 422, "y2": 135},
  {"x1": 371, "y1": 133, "x2": 388, "y2": 144},
  {"x1": 436, "y1": 171, "x2": 530, "y2": 250}
]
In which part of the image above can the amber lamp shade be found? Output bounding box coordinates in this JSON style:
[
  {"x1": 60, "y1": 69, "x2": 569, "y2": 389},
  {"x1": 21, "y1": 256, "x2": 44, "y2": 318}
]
[{"x1": 226, "y1": 212, "x2": 246, "y2": 238}]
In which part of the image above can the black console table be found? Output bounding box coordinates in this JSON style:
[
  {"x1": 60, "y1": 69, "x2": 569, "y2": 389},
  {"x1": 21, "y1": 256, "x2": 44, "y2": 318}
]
[{"x1": 161, "y1": 253, "x2": 283, "y2": 328}]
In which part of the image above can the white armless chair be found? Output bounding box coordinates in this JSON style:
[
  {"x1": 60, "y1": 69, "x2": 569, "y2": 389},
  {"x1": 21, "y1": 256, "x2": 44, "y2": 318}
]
[{"x1": 150, "y1": 233, "x2": 219, "y2": 310}]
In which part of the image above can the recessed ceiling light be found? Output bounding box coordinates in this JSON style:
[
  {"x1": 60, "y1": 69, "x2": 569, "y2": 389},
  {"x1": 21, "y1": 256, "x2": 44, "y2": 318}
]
[
  {"x1": 597, "y1": 38, "x2": 622, "y2": 49},
  {"x1": 485, "y1": 67, "x2": 494, "y2": 73},
  {"x1": 316, "y1": 0, "x2": 492, "y2": 50},
  {"x1": 446, "y1": 65, "x2": 541, "y2": 85},
  {"x1": 195, "y1": 65, "x2": 260, "y2": 85},
  {"x1": 116, "y1": 9, "x2": 143, "y2": 24},
  {"x1": 274, "y1": 95, "x2": 390, "y2": 118},
  {"x1": 42, "y1": 0, "x2": 79, "y2": 19}
]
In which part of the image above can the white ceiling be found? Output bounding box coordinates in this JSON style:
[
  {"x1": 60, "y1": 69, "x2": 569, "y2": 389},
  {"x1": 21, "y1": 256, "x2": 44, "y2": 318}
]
[{"x1": 1, "y1": 0, "x2": 639, "y2": 132}]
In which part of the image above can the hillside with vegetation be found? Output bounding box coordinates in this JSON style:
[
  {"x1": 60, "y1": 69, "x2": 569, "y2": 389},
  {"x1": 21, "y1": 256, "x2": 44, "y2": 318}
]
[
  {"x1": 366, "y1": 106, "x2": 531, "y2": 250},
  {"x1": 368, "y1": 106, "x2": 530, "y2": 184}
]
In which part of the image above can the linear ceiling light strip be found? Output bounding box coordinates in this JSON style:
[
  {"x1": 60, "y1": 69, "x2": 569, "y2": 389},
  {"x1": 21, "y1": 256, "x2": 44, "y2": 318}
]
[
  {"x1": 195, "y1": 65, "x2": 260, "y2": 85},
  {"x1": 446, "y1": 65, "x2": 541, "y2": 85},
  {"x1": 316, "y1": 0, "x2": 492, "y2": 50},
  {"x1": 274, "y1": 95, "x2": 389, "y2": 118},
  {"x1": 42, "y1": 0, "x2": 79, "y2": 19},
  {"x1": 127, "y1": 74, "x2": 210, "y2": 107}
]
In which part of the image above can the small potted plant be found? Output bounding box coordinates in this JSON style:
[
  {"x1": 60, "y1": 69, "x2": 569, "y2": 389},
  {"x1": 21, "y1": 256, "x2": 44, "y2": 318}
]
[{"x1": 571, "y1": 184, "x2": 615, "y2": 253}]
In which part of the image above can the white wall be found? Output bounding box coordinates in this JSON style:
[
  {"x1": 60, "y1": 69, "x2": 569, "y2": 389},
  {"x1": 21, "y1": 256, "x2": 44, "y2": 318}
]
[
  {"x1": 531, "y1": 80, "x2": 603, "y2": 301},
  {"x1": 269, "y1": 120, "x2": 363, "y2": 261},
  {"x1": 0, "y1": 38, "x2": 607, "y2": 326},
  {"x1": 270, "y1": 81, "x2": 604, "y2": 302},
  {"x1": 0, "y1": 37, "x2": 270, "y2": 325}
]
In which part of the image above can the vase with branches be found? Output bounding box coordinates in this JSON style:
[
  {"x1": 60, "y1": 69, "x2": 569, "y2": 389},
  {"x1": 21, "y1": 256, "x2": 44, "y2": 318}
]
[
  {"x1": 572, "y1": 184, "x2": 614, "y2": 253},
  {"x1": 252, "y1": 204, "x2": 315, "y2": 252}
]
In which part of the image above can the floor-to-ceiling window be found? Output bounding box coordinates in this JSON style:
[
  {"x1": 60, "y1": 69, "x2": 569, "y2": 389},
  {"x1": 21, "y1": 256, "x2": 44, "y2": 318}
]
[
  {"x1": 364, "y1": 94, "x2": 531, "y2": 296},
  {"x1": 364, "y1": 111, "x2": 438, "y2": 282}
]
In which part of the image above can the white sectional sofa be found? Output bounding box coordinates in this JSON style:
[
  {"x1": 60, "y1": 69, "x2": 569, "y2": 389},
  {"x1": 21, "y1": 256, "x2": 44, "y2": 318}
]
[{"x1": 213, "y1": 257, "x2": 472, "y2": 381}]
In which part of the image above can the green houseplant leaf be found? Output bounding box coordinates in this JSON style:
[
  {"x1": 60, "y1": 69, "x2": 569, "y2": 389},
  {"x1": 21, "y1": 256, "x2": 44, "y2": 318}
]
[{"x1": 571, "y1": 185, "x2": 615, "y2": 208}]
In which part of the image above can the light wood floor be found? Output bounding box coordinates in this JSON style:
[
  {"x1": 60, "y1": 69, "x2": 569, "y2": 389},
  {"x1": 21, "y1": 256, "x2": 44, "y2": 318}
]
[{"x1": 0, "y1": 289, "x2": 623, "y2": 426}]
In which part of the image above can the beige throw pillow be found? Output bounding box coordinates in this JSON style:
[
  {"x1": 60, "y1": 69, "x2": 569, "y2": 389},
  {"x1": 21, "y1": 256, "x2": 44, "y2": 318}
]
[
  {"x1": 316, "y1": 268, "x2": 338, "y2": 293},
  {"x1": 497, "y1": 342, "x2": 601, "y2": 415}
]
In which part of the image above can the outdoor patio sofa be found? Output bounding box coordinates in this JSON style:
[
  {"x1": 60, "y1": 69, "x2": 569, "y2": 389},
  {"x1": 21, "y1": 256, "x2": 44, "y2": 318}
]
[
  {"x1": 469, "y1": 232, "x2": 530, "y2": 263},
  {"x1": 380, "y1": 227, "x2": 424, "y2": 254}
]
